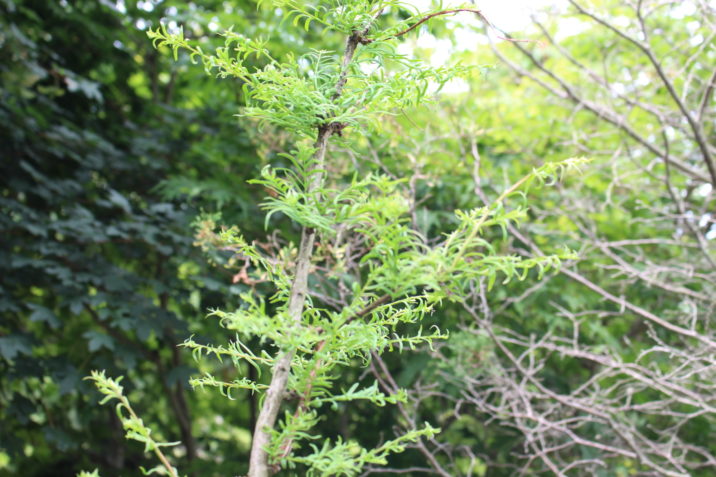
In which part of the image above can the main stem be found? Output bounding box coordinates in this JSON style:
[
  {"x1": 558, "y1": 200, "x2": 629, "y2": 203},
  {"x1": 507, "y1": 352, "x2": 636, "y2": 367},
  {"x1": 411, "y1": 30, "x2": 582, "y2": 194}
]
[
  {"x1": 247, "y1": 128, "x2": 331, "y2": 477},
  {"x1": 247, "y1": 25, "x2": 370, "y2": 476}
]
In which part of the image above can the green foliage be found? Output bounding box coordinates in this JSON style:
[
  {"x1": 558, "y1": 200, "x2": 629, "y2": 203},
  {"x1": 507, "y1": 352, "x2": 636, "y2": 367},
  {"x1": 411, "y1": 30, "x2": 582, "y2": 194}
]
[
  {"x1": 366, "y1": 1, "x2": 716, "y2": 474},
  {"x1": 147, "y1": 10, "x2": 469, "y2": 137},
  {"x1": 84, "y1": 371, "x2": 180, "y2": 477},
  {"x1": 11, "y1": 0, "x2": 708, "y2": 475},
  {"x1": 130, "y1": 2, "x2": 583, "y2": 475},
  {"x1": 76, "y1": 470, "x2": 100, "y2": 477},
  {"x1": 282, "y1": 424, "x2": 439, "y2": 476},
  {"x1": 0, "y1": 1, "x2": 266, "y2": 475}
]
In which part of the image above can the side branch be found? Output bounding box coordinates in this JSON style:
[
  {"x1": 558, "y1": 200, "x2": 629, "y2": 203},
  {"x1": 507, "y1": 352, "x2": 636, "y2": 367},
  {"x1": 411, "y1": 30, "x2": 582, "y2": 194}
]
[
  {"x1": 364, "y1": 8, "x2": 539, "y2": 47},
  {"x1": 364, "y1": 9, "x2": 487, "y2": 44},
  {"x1": 568, "y1": 0, "x2": 716, "y2": 186},
  {"x1": 272, "y1": 293, "x2": 393, "y2": 463}
]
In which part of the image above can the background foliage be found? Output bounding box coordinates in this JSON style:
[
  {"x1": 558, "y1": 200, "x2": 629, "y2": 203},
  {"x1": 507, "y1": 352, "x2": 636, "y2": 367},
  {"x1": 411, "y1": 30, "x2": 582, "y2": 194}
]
[{"x1": 1, "y1": 0, "x2": 714, "y2": 476}]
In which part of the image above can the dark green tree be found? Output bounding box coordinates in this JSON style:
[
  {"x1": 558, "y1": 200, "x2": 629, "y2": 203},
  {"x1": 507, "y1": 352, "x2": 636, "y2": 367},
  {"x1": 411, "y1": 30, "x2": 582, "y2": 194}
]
[{"x1": 0, "y1": 1, "x2": 264, "y2": 475}]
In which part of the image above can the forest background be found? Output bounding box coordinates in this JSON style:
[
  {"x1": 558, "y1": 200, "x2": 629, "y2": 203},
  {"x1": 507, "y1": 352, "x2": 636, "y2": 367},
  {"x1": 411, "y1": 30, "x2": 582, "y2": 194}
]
[{"x1": 1, "y1": 0, "x2": 714, "y2": 476}]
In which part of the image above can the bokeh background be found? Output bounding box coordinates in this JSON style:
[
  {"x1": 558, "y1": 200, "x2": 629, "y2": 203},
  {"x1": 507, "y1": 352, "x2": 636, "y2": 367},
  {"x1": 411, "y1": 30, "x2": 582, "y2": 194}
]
[{"x1": 2, "y1": 1, "x2": 714, "y2": 476}]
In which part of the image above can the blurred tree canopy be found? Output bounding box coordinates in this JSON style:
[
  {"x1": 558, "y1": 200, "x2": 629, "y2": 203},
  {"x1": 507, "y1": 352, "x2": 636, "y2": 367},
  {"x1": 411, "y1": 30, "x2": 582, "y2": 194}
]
[
  {"x1": 0, "y1": 0, "x2": 262, "y2": 474},
  {"x1": 1, "y1": 0, "x2": 714, "y2": 476}
]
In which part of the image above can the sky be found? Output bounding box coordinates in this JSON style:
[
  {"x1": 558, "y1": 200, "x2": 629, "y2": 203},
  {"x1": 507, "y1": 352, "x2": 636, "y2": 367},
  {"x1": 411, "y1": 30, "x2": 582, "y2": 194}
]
[
  {"x1": 407, "y1": 0, "x2": 558, "y2": 32},
  {"x1": 398, "y1": 0, "x2": 561, "y2": 92},
  {"x1": 470, "y1": 0, "x2": 558, "y2": 31},
  {"x1": 402, "y1": 0, "x2": 571, "y2": 64}
]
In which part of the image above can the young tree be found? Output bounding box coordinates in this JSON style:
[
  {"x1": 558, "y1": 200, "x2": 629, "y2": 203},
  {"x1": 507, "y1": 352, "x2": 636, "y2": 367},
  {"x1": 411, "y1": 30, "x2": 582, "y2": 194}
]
[{"x1": 85, "y1": 2, "x2": 581, "y2": 475}]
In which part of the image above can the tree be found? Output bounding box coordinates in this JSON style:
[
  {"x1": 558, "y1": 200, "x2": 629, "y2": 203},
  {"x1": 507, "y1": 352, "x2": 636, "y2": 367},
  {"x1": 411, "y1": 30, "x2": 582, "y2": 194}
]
[
  {"x1": 375, "y1": 1, "x2": 716, "y2": 475},
  {"x1": 0, "y1": 1, "x2": 264, "y2": 475},
  {"x1": 84, "y1": 1, "x2": 580, "y2": 476}
]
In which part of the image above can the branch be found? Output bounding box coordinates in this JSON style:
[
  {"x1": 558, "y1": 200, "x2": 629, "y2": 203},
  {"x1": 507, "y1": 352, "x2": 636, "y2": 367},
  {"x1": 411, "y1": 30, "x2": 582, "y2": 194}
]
[
  {"x1": 698, "y1": 68, "x2": 716, "y2": 123},
  {"x1": 469, "y1": 161, "x2": 716, "y2": 347},
  {"x1": 273, "y1": 293, "x2": 392, "y2": 463},
  {"x1": 370, "y1": 352, "x2": 452, "y2": 477},
  {"x1": 365, "y1": 8, "x2": 540, "y2": 47},
  {"x1": 369, "y1": 8, "x2": 487, "y2": 43},
  {"x1": 568, "y1": 0, "x2": 716, "y2": 187},
  {"x1": 489, "y1": 32, "x2": 711, "y2": 183},
  {"x1": 343, "y1": 294, "x2": 391, "y2": 327}
]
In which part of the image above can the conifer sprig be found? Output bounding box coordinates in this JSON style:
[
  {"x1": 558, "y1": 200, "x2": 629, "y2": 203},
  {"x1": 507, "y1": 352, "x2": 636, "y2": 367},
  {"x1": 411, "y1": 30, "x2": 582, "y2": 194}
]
[{"x1": 83, "y1": 3, "x2": 586, "y2": 476}]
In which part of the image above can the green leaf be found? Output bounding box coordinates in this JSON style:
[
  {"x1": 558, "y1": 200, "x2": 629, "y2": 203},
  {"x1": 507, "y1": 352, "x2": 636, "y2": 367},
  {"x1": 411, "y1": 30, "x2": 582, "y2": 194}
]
[
  {"x1": 28, "y1": 304, "x2": 61, "y2": 329},
  {"x1": 83, "y1": 331, "x2": 115, "y2": 352},
  {"x1": 0, "y1": 335, "x2": 33, "y2": 360}
]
